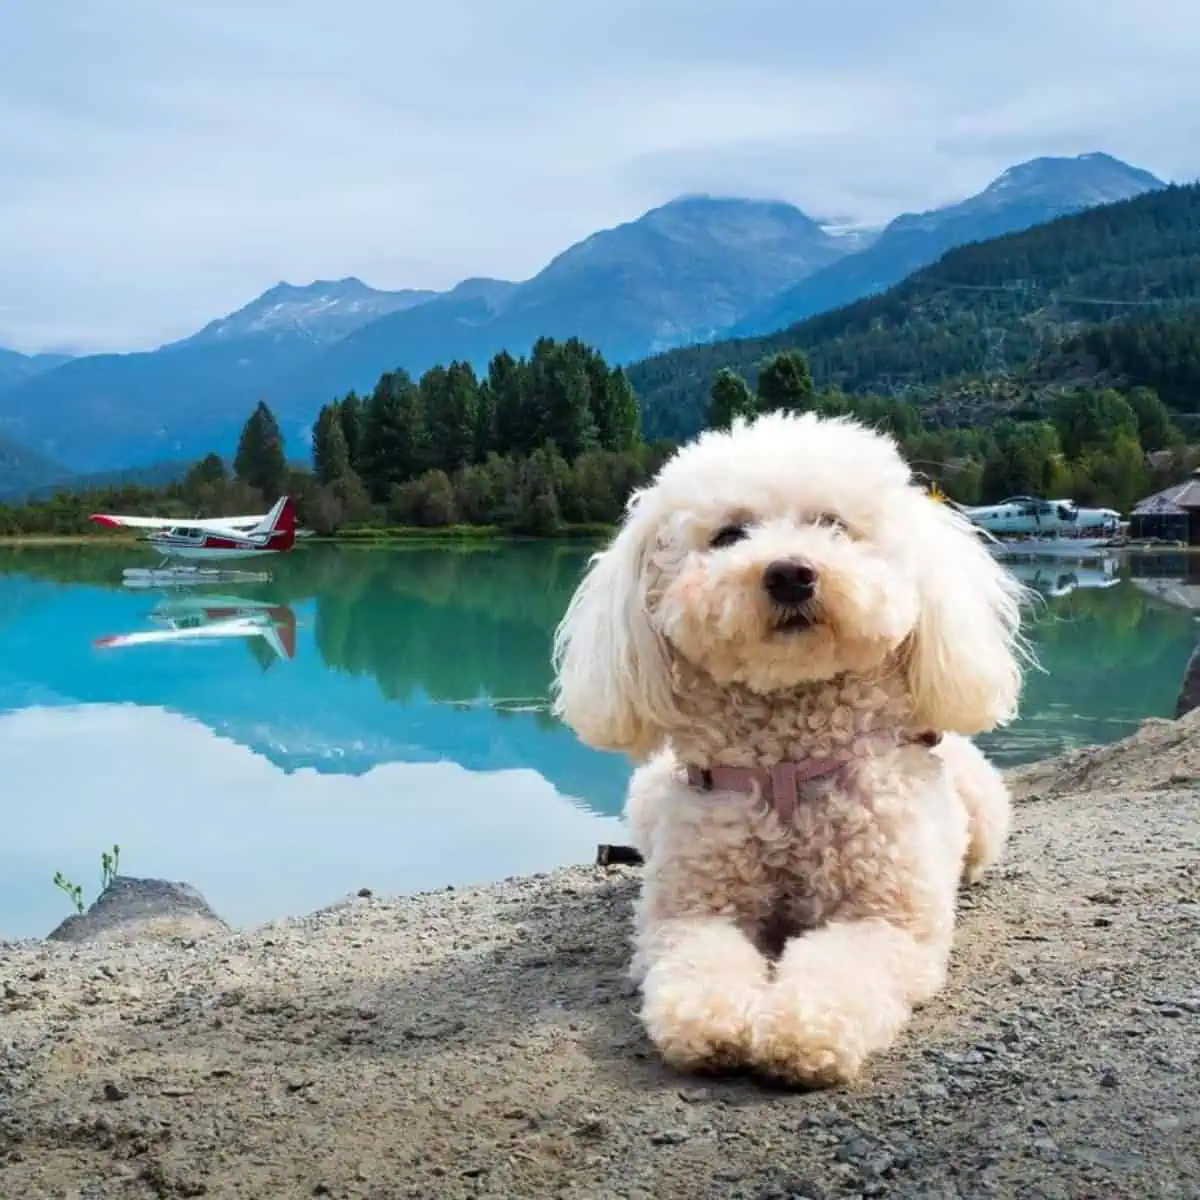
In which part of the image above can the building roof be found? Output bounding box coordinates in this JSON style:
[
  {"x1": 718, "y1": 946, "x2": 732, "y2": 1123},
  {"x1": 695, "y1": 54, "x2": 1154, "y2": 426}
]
[{"x1": 1132, "y1": 469, "x2": 1200, "y2": 516}]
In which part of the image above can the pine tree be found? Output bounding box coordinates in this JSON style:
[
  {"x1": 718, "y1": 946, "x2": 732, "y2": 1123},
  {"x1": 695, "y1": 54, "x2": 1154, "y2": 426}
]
[
  {"x1": 487, "y1": 350, "x2": 528, "y2": 455},
  {"x1": 524, "y1": 338, "x2": 563, "y2": 450},
  {"x1": 359, "y1": 371, "x2": 428, "y2": 500},
  {"x1": 707, "y1": 368, "x2": 756, "y2": 430},
  {"x1": 594, "y1": 368, "x2": 641, "y2": 452},
  {"x1": 473, "y1": 375, "x2": 496, "y2": 461},
  {"x1": 540, "y1": 344, "x2": 597, "y2": 459},
  {"x1": 233, "y1": 401, "x2": 288, "y2": 500},
  {"x1": 756, "y1": 351, "x2": 815, "y2": 415},
  {"x1": 313, "y1": 402, "x2": 351, "y2": 484},
  {"x1": 423, "y1": 361, "x2": 480, "y2": 474},
  {"x1": 339, "y1": 392, "x2": 365, "y2": 472}
]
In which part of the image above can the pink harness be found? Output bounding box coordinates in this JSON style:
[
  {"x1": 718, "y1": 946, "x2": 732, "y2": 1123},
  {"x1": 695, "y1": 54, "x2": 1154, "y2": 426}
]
[{"x1": 685, "y1": 731, "x2": 941, "y2": 823}]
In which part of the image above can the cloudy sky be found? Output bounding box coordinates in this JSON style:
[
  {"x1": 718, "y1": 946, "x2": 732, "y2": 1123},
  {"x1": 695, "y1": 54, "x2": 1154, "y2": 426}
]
[{"x1": 3, "y1": 0, "x2": 1198, "y2": 354}]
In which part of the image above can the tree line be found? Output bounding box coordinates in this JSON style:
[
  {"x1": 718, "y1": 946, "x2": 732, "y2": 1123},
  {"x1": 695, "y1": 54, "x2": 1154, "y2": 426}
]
[
  {"x1": 702, "y1": 350, "x2": 1188, "y2": 515},
  {"x1": 0, "y1": 337, "x2": 1192, "y2": 539},
  {"x1": 0, "y1": 338, "x2": 661, "y2": 537}
]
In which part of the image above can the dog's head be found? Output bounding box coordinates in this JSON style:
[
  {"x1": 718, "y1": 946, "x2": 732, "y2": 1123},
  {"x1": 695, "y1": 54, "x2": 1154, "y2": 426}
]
[{"x1": 553, "y1": 410, "x2": 1030, "y2": 758}]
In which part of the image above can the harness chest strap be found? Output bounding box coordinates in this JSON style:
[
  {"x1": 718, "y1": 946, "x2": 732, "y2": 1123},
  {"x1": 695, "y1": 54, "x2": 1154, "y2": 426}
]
[{"x1": 685, "y1": 730, "x2": 942, "y2": 823}]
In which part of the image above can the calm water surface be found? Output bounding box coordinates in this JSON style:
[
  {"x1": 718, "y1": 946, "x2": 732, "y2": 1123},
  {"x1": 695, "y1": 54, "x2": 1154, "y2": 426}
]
[{"x1": 1, "y1": 543, "x2": 1195, "y2": 938}]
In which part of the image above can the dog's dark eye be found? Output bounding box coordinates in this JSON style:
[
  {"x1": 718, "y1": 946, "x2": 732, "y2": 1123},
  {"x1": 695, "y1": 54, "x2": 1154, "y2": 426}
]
[
  {"x1": 710, "y1": 524, "x2": 748, "y2": 549},
  {"x1": 815, "y1": 513, "x2": 847, "y2": 533}
]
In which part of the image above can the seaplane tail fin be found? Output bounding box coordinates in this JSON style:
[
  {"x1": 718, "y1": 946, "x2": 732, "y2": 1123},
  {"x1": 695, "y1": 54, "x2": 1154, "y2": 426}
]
[{"x1": 248, "y1": 495, "x2": 296, "y2": 547}]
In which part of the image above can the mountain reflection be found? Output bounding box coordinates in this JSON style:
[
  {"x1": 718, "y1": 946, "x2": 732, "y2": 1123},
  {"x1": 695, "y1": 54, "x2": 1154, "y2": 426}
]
[
  {"x1": 0, "y1": 543, "x2": 1196, "y2": 775},
  {"x1": 0, "y1": 542, "x2": 631, "y2": 817}
]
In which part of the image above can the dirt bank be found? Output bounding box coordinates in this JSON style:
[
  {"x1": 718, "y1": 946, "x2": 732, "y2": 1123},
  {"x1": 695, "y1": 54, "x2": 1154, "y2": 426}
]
[{"x1": 2, "y1": 718, "x2": 1198, "y2": 1200}]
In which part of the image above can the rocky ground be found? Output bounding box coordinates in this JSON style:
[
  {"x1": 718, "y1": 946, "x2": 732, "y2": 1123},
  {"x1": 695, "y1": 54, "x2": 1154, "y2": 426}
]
[{"x1": 3, "y1": 717, "x2": 1199, "y2": 1200}]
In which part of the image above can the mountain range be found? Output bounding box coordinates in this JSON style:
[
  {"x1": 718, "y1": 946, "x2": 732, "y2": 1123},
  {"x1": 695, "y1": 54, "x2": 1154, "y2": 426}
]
[
  {"x1": 0, "y1": 152, "x2": 1174, "y2": 487},
  {"x1": 728, "y1": 152, "x2": 1166, "y2": 336},
  {"x1": 628, "y1": 180, "x2": 1200, "y2": 439}
]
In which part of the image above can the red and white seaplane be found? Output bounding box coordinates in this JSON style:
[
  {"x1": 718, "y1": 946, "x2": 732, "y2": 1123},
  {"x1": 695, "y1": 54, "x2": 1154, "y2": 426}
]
[{"x1": 89, "y1": 496, "x2": 298, "y2": 579}]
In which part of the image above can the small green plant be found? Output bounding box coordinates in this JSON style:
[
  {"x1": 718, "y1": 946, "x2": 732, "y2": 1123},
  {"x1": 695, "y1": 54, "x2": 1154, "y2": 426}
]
[
  {"x1": 52, "y1": 843, "x2": 123, "y2": 916},
  {"x1": 101, "y1": 843, "x2": 121, "y2": 889},
  {"x1": 52, "y1": 871, "x2": 85, "y2": 915}
]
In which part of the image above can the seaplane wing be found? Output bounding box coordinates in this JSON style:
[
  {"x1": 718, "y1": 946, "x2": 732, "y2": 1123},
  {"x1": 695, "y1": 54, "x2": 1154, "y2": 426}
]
[
  {"x1": 90, "y1": 496, "x2": 297, "y2": 562},
  {"x1": 89, "y1": 512, "x2": 265, "y2": 532}
]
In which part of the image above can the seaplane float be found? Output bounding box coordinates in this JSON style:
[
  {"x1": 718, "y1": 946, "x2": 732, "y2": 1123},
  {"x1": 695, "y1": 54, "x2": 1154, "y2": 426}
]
[
  {"x1": 88, "y1": 495, "x2": 298, "y2": 586},
  {"x1": 94, "y1": 595, "x2": 297, "y2": 663},
  {"x1": 953, "y1": 495, "x2": 1122, "y2": 559}
]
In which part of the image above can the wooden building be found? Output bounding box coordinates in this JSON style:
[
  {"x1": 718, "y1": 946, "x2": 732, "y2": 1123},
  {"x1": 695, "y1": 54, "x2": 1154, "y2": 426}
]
[{"x1": 1129, "y1": 469, "x2": 1200, "y2": 544}]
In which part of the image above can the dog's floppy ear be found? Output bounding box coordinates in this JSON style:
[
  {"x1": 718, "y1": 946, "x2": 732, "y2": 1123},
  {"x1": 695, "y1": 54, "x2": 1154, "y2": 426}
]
[
  {"x1": 902, "y1": 491, "x2": 1032, "y2": 734},
  {"x1": 552, "y1": 490, "x2": 677, "y2": 758}
]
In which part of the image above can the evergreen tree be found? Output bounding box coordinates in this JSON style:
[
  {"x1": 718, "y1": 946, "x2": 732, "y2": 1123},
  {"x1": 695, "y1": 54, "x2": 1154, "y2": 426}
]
[
  {"x1": 359, "y1": 371, "x2": 428, "y2": 500},
  {"x1": 339, "y1": 392, "x2": 365, "y2": 472},
  {"x1": 756, "y1": 350, "x2": 816, "y2": 415},
  {"x1": 313, "y1": 402, "x2": 352, "y2": 484},
  {"x1": 707, "y1": 368, "x2": 756, "y2": 430},
  {"x1": 486, "y1": 350, "x2": 528, "y2": 455},
  {"x1": 233, "y1": 401, "x2": 287, "y2": 500},
  {"x1": 541, "y1": 348, "x2": 597, "y2": 459},
  {"x1": 423, "y1": 361, "x2": 481, "y2": 474},
  {"x1": 473, "y1": 374, "x2": 496, "y2": 461},
  {"x1": 594, "y1": 368, "x2": 641, "y2": 452},
  {"x1": 523, "y1": 338, "x2": 565, "y2": 450}
]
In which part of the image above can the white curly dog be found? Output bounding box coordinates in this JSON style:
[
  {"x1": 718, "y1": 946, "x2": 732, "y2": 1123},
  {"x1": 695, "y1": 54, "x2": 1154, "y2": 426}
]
[{"x1": 552, "y1": 410, "x2": 1030, "y2": 1088}]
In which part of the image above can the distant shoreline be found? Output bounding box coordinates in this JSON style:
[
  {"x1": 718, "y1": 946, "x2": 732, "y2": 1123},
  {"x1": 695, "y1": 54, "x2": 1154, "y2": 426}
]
[
  {"x1": 0, "y1": 524, "x2": 614, "y2": 549},
  {"x1": 318, "y1": 522, "x2": 614, "y2": 544},
  {"x1": 0, "y1": 534, "x2": 140, "y2": 547}
]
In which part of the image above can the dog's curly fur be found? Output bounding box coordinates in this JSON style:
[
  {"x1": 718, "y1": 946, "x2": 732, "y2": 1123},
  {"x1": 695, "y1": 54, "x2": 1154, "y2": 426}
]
[{"x1": 552, "y1": 410, "x2": 1031, "y2": 1087}]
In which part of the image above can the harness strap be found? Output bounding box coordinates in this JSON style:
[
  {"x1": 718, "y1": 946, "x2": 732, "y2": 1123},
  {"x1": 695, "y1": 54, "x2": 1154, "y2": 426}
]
[{"x1": 685, "y1": 731, "x2": 941, "y2": 822}]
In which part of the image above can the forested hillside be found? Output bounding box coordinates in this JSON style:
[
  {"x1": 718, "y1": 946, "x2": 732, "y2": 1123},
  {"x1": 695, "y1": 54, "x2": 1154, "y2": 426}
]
[{"x1": 628, "y1": 183, "x2": 1200, "y2": 440}]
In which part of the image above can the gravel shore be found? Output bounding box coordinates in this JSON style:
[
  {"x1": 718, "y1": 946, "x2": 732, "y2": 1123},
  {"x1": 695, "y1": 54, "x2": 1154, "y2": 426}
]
[{"x1": 2, "y1": 716, "x2": 1199, "y2": 1200}]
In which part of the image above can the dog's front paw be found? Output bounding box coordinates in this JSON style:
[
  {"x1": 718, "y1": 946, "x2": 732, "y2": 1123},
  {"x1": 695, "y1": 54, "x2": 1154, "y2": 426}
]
[
  {"x1": 640, "y1": 969, "x2": 764, "y2": 1073},
  {"x1": 748, "y1": 995, "x2": 873, "y2": 1088}
]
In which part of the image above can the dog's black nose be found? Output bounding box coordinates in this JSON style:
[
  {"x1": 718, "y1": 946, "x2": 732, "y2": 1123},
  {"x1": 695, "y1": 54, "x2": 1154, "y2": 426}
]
[{"x1": 763, "y1": 559, "x2": 816, "y2": 605}]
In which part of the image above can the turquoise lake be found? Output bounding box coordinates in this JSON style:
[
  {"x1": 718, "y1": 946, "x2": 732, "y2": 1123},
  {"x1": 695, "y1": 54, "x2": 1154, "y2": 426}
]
[{"x1": 2, "y1": 543, "x2": 1196, "y2": 939}]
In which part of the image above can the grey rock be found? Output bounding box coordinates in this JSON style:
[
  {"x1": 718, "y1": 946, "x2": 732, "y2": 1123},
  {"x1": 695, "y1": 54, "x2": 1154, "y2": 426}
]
[
  {"x1": 47, "y1": 876, "x2": 227, "y2": 944},
  {"x1": 1175, "y1": 640, "x2": 1200, "y2": 718}
]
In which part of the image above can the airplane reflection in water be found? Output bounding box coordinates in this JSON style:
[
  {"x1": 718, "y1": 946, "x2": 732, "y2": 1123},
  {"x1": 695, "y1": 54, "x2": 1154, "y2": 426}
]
[
  {"x1": 94, "y1": 594, "x2": 298, "y2": 666},
  {"x1": 1004, "y1": 557, "x2": 1121, "y2": 598}
]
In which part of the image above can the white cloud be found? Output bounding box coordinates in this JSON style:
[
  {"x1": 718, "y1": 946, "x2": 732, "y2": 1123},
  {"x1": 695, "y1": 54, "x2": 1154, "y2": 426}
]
[
  {"x1": 1, "y1": 0, "x2": 1197, "y2": 352},
  {"x1": 0, "y1": 703, "x2": 624, "y2": 939}
]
